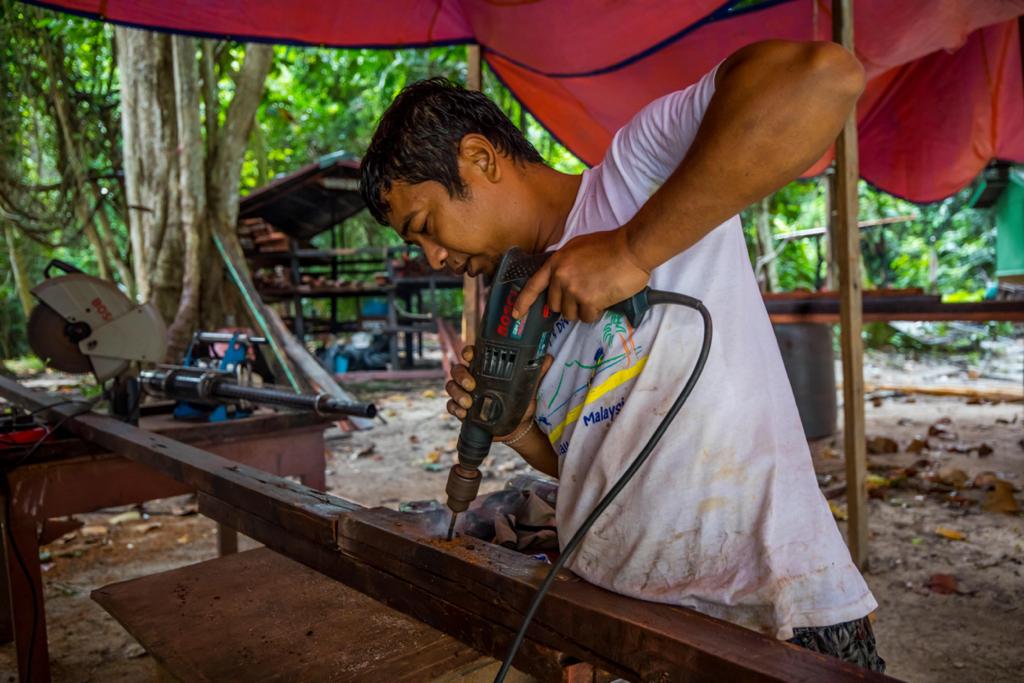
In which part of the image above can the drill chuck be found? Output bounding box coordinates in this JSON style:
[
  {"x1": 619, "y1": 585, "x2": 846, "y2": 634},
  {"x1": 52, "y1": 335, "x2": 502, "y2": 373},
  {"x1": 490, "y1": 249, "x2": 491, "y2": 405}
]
[{"x1": 444, "y1": 464, "x2": 482, "y2": 514}]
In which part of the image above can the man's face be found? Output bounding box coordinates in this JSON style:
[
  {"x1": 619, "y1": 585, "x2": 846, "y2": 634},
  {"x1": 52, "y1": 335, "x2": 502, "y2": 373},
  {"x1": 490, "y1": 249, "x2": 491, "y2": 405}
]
[
  {"x1": 381, "y1": 135, "x2": 534, "y2": 278},
  {"x1": 383, "y1": 178, "x2": 506, "y2": 278}
]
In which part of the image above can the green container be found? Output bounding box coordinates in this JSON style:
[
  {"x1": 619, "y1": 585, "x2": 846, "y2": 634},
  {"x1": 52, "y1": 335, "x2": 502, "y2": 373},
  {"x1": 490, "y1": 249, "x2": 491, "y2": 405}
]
[{"x1": 995, "y1": 168, "x2": 1024, "y2": 279}]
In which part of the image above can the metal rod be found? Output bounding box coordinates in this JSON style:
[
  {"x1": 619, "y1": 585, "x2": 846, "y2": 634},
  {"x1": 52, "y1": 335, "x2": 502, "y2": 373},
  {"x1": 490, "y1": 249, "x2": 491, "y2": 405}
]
[{"x1": 139, "y1": 369, "x2": 377, "y2": 418}]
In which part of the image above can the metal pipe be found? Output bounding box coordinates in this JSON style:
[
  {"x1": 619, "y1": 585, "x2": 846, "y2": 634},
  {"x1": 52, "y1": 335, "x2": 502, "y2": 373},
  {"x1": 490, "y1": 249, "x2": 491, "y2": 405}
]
[{"x1": 139, "y1": 369, "x2": 377, "y2": 418}]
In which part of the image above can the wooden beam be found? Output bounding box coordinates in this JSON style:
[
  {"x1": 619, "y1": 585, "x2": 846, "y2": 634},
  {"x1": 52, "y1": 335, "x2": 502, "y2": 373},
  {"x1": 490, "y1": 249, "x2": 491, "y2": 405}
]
[
  {"x1": 0, "y1": 378, "x2": 896, "y2": 682},
  {"x1": 199, "y1": 494, "x2": 893, "y2": 683},
  {"x1": 462, "y1": 44, "x2": 484, "y2": 347},
  {"x1": 832, "y1": 0, "x2": 868, "y2": 569},
  {"x1": 765, "y1": 296, "x2": 1024, "y2": 323}
]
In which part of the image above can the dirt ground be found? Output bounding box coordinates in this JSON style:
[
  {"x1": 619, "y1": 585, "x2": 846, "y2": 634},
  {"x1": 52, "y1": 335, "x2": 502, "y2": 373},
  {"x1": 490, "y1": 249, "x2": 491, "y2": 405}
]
[{"x1": 0, "y1": 344, "x2": 1021, "y2": 682}]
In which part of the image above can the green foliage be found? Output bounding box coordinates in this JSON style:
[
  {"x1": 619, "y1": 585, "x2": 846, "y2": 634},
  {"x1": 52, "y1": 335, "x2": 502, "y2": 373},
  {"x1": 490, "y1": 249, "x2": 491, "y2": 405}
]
[
  {"x1": 743, "y1": 175, "x2": 1001, "y2": 300},
  {"x1": 0, "y1": 2, "x2": 125, "y2": 356}
]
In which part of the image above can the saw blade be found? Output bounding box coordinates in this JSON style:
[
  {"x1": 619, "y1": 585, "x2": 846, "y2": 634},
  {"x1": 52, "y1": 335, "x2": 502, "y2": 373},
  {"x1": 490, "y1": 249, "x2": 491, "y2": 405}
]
[{"x1": 27, "y1": 302, "x2": 93, "y2": 374}]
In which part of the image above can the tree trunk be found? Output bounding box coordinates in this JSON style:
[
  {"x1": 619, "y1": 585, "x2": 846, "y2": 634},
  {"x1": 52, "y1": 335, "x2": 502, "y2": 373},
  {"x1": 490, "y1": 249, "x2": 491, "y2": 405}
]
[
  {"x1": 116, "y1": 27, "x2": 273, "y2": 360},
  {"x1": 165, "y1": 34, "x2": 208, "y2": 360},
  {"x1": 201, "y1": 43, "x2": 273, "y2": 331},
  {"x1": 755, "y1": 196, "x2": 779, "y2": 292},
  {"x1": 3, "y1": 221, "x2": 34, "y2": 319},
  {"x1": 116, "y1": 27, "x2": 178, "y2": 305},
  {"x1": 93, "y1": 201, "x2": 135, "y2": 296}
]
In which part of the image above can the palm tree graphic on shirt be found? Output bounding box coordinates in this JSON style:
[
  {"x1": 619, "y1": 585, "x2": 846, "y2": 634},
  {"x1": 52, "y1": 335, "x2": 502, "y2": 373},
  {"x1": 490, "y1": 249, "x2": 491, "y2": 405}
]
[{"x1": 602, "y1": 313, "x2": 636, "y2": 366}]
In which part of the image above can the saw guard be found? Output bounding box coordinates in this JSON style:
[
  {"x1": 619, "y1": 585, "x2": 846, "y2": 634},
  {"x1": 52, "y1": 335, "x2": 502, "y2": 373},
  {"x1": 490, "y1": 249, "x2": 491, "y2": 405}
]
[
  {"x1": 81, "y1": 303, "x2": 167, "y2": 380},
  {"x1": 30, "y1": 273, "x2": 168, "y2": 381}
]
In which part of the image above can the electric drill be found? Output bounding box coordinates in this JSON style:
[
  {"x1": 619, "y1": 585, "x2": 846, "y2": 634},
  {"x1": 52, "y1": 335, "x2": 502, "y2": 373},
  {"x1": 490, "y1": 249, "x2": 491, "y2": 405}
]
[{"x1": 444, "y1": 247, "x2": 651, "y2": 539}]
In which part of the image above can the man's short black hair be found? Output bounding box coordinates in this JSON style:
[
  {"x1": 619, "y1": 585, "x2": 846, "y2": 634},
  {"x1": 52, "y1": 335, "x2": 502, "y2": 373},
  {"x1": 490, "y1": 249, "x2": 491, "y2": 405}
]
[{"x1": 360, "y1": 77, "x2": 543, "y2": 225}]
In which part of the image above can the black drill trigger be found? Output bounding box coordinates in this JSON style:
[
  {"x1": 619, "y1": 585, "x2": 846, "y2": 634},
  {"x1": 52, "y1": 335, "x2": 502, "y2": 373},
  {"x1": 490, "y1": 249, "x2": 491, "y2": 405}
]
[{"x1": 608, "y1": 287, "x2": 651, "y2": 328}]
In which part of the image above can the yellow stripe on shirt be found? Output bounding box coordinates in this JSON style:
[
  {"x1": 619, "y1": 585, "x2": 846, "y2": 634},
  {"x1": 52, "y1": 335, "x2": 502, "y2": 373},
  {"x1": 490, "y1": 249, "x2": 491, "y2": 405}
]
[{"x1": 547, "y1": 355, "x2": 648, "y2": 444}]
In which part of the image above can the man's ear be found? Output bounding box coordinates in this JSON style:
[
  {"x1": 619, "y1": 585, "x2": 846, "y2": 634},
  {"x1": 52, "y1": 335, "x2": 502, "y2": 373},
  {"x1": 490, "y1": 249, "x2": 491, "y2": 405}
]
[{"x1": 458, "y1": 134, "x2": 501, "y2": 183}]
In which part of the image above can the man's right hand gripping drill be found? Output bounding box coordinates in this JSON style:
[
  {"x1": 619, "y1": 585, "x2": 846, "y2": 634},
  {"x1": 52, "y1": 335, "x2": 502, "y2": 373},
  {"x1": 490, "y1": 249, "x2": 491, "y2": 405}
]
[{"x1": 445, "y1": 345, "x2": 559, "y2": 478}]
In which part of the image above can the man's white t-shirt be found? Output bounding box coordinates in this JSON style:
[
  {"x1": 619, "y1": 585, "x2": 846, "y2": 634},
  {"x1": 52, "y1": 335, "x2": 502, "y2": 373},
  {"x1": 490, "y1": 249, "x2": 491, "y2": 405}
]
[{"x1": 535, "y1": 66, "x2": 877, "y2": 639}]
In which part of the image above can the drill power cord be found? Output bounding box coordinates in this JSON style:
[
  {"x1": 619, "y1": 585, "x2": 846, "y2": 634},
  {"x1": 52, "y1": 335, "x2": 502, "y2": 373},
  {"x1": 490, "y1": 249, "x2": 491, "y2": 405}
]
[{"x1": 494, "y1": 291, "x2": 712, "y2": 682}]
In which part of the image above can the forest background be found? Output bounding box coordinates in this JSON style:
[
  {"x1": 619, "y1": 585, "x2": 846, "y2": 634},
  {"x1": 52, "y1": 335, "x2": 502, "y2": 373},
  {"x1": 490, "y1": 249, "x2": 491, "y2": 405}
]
[{"x1": 0, "y1": 2, "x2": 1012, "y2": 362}]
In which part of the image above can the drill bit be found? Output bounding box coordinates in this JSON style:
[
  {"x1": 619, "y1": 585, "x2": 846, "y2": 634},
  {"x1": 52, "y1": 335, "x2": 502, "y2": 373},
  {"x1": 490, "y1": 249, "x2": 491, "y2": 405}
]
[{"x1": 446, "y1": 512, "x2": 458, "y2": 541}]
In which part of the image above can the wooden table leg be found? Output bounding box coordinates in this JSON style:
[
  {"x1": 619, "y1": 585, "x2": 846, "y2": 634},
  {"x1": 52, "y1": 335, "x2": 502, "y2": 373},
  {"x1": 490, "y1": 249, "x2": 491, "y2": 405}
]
[
  {"x1": 217, "y1": 524, "x2": 238, "y2": 556},
  {"x1": 5, "y1": 517, "x2": 50, "y2": 682},
  {"x1": 0, "y1": 524, "x2": 13, "y2": 644}
]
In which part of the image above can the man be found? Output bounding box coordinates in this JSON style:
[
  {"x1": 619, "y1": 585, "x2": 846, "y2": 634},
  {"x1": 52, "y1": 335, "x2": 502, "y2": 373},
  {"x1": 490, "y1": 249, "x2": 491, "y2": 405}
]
[{"x1": 360, "y1": 40, "x2": 884, "y2": 671}]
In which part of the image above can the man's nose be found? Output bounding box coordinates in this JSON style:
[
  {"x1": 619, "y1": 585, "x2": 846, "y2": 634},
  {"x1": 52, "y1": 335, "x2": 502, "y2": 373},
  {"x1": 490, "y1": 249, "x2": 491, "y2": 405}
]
[{"x1": 420, "y1": 239, "x2": 448, "y2": 270}]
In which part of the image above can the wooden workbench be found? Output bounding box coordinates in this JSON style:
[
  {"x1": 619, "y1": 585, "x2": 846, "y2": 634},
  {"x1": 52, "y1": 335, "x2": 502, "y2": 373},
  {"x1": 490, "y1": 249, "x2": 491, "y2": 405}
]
[
  {"x1": 92, "y1": 547, "x2": 524, "y2": 682},
  {"x1": 2, "y1": 377, "x2": 898, "y2": 683},
  {"x1": 0, "y1": 407, "x2": 329, "y2": 682}
]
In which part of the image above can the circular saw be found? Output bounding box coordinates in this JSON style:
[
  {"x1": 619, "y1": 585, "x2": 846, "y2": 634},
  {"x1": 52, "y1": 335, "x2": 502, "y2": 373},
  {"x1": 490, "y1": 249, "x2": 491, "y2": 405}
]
[{"x1": 27, "y1": 260, "x2": 167, "y2": 382}]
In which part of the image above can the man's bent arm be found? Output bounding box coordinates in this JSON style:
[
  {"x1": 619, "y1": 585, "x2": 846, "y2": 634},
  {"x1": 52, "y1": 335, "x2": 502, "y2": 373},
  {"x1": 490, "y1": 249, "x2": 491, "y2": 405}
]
[
  {"x1": 623, "y1": 40, "x2": 865, "y2": 273},
  {"x1": 513, "y1": 40, "x2": 865, "y2": 322},
  {"x1": 509, "y1": 423, "x2": 559, "y2": 478}
]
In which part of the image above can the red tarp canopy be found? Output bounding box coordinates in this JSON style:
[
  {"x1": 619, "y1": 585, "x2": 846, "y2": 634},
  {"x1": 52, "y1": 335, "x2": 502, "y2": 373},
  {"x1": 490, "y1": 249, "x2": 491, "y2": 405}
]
[{"x1": 30, "y1": 0, "x2": 1024, "y2": 202}]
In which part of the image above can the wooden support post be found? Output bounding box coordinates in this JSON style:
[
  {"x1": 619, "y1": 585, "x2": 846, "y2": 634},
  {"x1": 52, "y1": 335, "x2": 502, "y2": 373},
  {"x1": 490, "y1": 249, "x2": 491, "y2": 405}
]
[
  {"x1": 832, "y1": 0, "x2": 868, "y2": 569},
  {"x1": 823, "y1": 170, "x2": 838, "y2": 290},
  {"x1": 462, "y1": 44, "x2": 484, "y2": 346}
]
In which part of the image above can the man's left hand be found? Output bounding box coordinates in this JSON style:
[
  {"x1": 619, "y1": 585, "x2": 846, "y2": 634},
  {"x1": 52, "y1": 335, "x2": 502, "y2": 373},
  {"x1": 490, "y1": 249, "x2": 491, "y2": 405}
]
[{"x1": 513, "y1": 227, "x2": 650, "y2": 323}]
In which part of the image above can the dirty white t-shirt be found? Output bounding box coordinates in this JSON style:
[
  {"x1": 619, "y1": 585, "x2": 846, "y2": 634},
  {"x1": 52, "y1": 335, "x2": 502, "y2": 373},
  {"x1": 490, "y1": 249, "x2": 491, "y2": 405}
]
[{"x1": 535, "y1": 66, "x2": 877, "y2": 639}]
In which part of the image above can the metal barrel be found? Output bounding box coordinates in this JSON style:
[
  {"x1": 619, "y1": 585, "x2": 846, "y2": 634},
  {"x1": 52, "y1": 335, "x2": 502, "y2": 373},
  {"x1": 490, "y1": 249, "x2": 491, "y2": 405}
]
[{"x1": 140, "y1": 369, "x2": 377, "y2": 418}]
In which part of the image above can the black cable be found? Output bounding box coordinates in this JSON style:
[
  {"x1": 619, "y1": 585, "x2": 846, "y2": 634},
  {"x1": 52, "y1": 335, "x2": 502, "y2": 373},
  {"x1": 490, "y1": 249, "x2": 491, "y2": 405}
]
[
  {"x1": 0, "y1": 397, "x2": 100, "y2": 681},
  {"x1": 494, "y1": 292, "x2": 712, "y2": 682}
]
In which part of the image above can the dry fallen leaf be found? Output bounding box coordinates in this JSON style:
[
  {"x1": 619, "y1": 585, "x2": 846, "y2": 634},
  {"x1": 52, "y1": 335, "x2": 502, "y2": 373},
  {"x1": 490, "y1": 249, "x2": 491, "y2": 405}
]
[
  {"x1": 866, "y1": 474, "x2": 891, "y2": 490},
  {"x1": 905, "y1": 437, "x2": 930, "y2": 454},
  {"x1": 936, "y1": 466, "x2": 968, "y2": 488},
  {"x1": 976, "y1": 443, "x2": 994, "y2": 457},
  {"x1": 973, "y1": 471, "x2": 999, "y2": 488},
  {"x1": 928, "y1": 419, "x2": 958, "y2": 441},
  {"x1": 408, "y1": 434, "x2": 420, "y2": 444},
  {"x1": 81, "y1": 525, "x2": 108, "y2": 538},
  {"x1": 981, "y1": 480, "x2": 1021, "y2": 514},
  {"x1": 866, "y1": 436, "x2": 900, "y2": 454},
  {"x1": 935, "y1": 527, "x2": 966, "y2": 541},
  {"x1": 351, "y1": 444, "x2": 375, "y2": 459},
  {"x1": 424, "y1": 450, "x2": 441, "y2": 464},
  {"x1": 926, "y1": 573, "x2": 959, "y2": 594},
  {"x1": 421, "y1": 389, "x2": 437, "y2": 398},
  {"x1": 829, "y1": 500, "x2": 848, "y2": 521},
  {"x1": 108, "y1": 510, "x2": 142, "y2": 525}
]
